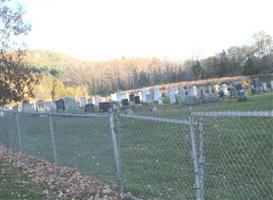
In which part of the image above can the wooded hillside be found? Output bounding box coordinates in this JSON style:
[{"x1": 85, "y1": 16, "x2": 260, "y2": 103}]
[{"x1": 25, "y1": 31, "x2": 273, "y2": 98}]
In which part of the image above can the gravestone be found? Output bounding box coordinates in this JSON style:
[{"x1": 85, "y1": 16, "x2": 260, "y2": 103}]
[
  {"x1": 271, "y1": 80, "x2": 273, "y2": 90},
  {"x1": 214, "y1": 84, "x2": 220, "y2": 94},
  {"x1": 129, "y1": 94, "x2": 135, "y2": 103},
  {"x1": 137, "y1": 91, "x2": 142, "y2": 102},
  {"x1": 51, "y1": 101, "x2": 57, "y2": 112},
  {"x1": 63, "y1": 97, "x2": 79, "y2": 113},
  {"x1": 152, "y1": 86, "x2": 162, "y2": 102},
  {"x1": 111, "y1": 92, "x2": 126, "y2": 106},
  {"x1": 122, "y1": 99, "x2": 129, "y2": 107},
  {"x1": 178, "y1": 86, "x2": 186, "y2": 95},
  {"x1": 99, "y1": 102, "x2": 110, "y2": 112},
  {"x1": 208, "y1": 85, "x2": 213, "y2": 94},
  {"x1": 84, "y1": 103, "x2": 94, "y2": 113},
  {"x1": 134, "y1": 96, "x2": 141, "y2": 104},
  {"x1": 92, "y1": 95, "x2": 103, "y2": 106},
  {"x1": 56, "y1": 99, "x2": 65, "y2": 111},
  {"x1": 30, "y1": 104, "x2": 36, "y2": 111},
  {"x1": 79, "y1": 97, "x2": 88, "y2": 107},
  {"x1": 168, "y1": 87, "x2": 178, "y2": 104},
  {"x1": 146, "y1": 94, "x2": 153, "y2": 104},
  {"x1": 177, "y1": 86, "x2": 186, "y2": 103},
  {"x1": 22, "y1": 102, "x2": 32, "y2": 112},
  {"x1": 188, "y1": 85, "x2": 198, "y2": 96},
  {"x1": 141, "y1": 88, "x2": 150, "y2": 103},
  {"x1": 263, "y1": 82, "x2": 267, "y2": 91},
  {"x1": 1, "y1": 106, "x2": 10, "y2": 111},
  {"x1": 12, "y1": 105, "x2": 21, "y2": 112},
  {"x1": 220, "y1": 84, "x2": 229, "y2": 96},
  {"x1": 36, "y1": 101, "x2": 45, "y2": 112},
  {"x1": 200, "y1": 88, "x2": 206, "y2": 98},
  {"x1": 44, "y1": 101, "x2": 52, "y2": 112}
]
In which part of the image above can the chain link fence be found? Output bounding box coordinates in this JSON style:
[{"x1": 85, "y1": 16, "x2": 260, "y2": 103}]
[
  {"x1": 191, "y1": 111, "x2": 273, "y2": 200},
  {"x1": 0, "y1": 109, "x2": 272, "y2": 200}
]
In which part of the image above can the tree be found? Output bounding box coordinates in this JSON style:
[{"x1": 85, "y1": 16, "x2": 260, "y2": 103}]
[
  {"x1": 191, "y1": 60, "x2": 203, "y2": 80},
  {"x1": 0, "y1": 0, "x2": 41, "y2": 105},
  {"x1": 253, "y1": 31, "x2": 272, "y2": 58}
]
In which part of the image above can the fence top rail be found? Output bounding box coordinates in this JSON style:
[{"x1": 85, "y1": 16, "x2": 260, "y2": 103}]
[
  {"x1": 191, "y1": 110, "x2": 273, "y2": 117},
  {"x1": 1, "y1": 110, "x2": 108, "y2": 118},
  {"x1": 120, "y1": 113, "x2": 191, "y2": 125}
]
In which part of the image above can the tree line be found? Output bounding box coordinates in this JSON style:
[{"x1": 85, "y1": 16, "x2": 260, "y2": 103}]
[{"x1": 55, "y1": 31, "x2": 273, "y2": 96}]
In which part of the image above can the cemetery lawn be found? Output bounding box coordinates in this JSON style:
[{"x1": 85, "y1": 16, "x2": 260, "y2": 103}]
[
  {"x1": 131, "y1": 91, "x2": 273, "y2": 119},
  {"x1": 0, "y1": 160, "x2": 67, "y2": 200}
]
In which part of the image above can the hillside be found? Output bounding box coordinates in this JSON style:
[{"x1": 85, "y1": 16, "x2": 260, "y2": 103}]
[{"x1": 25, "y1": 49, "x2": 92, "y2": 70}]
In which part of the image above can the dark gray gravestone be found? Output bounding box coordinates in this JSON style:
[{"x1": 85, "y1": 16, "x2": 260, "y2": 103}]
[
  {"x1": 129, "y1": 94, "x2": 135, "y2": 102},
  {"x1": 99, "y1": 102, "x2": 110, "y2": 113},
  {"x1": 56, "y1": 99, "x2": 65, "y2": 111},
  {"x1": 122, "y1": 99, "x2": 129, "y2": 107},
  {"x1": 134, "y1": 96, "x2": 140, "y2": 104},
  {"x1": 84, "y1": 103, "x2": 94, "y2": 113}
]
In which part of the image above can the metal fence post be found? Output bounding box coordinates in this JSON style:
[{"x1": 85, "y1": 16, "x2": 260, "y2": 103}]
[
  {"x1": 198, "y1": 119, "x2": 205, "y2": 200},
  {"x1": 188, "y1": 108, "x2": 201, "y2": 200},
  {"x1": 15, "y1": 113, "x2": 22, "y2": 150},
  {"x1": 49, "y1": 115, "x2": 58, "y2": 163},
  {"x1": 109, "y1": 109, "x2": 123, "y2": 193},
  {"x1": 0, "y1": 112, "x2": 9, "y2": 148}
]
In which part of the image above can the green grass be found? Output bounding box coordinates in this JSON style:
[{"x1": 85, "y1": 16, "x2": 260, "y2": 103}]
[
  {"x1": 0, "y1": 160, "x2": 67, "y2": 200},
  {"x1": 0, "y1": 91, "x2": 272, "y2": 199},
  {"x1": 131, "y1": 91, "x2": 273, "y2": 119}
]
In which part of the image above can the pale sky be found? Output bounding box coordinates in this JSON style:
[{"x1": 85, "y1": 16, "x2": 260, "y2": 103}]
[{"x1": 20, "y1": 0, "x2": 273, "y2": 61}]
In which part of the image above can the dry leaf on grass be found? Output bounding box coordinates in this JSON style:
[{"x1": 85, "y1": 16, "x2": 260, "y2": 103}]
[{"x1": 0, "y1": 146, "x2": 131, "y2": 200}]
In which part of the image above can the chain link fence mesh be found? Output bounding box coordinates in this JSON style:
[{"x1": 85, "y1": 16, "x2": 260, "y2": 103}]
[
  {"x1": 52, "y1": 115, "x2": 116, "y2": 182},
  {"x1": 0, "y1": 112, "x2": 116, "y2": 183},
  {"x1": 120, "y1": 116, "x2": 195, "y2": 199},
  {"x1": 193, "y1": 115, "x2": 273, "y2": 200},
  {"x1": 0, "y1": 109, "x2": 273, "y2": 200}
]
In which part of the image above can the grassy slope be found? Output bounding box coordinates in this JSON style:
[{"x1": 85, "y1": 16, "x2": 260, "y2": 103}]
[{"x1": 0, "y1": 161, "x2": 67, "y2": 200}]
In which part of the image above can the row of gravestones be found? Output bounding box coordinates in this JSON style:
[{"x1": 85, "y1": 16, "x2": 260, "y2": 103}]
[
  {"x1": 167, "y1": 85, "x2": 220, "y2": 105},
  {"x1": 4, "y1": 97, "x2": 91, "y2": 113},
  {"x1": 4, "y1": 80, "x2": 273, "y2": 114},
  {"x1": 114, "y1": 85, "x2": 221, "y2": 106}
]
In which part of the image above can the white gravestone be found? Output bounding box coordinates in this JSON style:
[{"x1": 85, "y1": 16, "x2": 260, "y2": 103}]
[
  {"x1": 214, "y1": 84, "x2": 220, "y2": 94},
  {"x1": 208, "y1": 85, "x2": 213, "y2": 94},
  {"x1": 141, "y1": 88, "x2": 150, "y2": 103},
  {"x1": 177, "y1": 86, "x2": 186, "y2": 103},
  {"x1": 168, "y1": 87, "x2": 178, "y2": 104},
  {"x1": 188, "y1": 86, "x2": 198, "y2": 96},
  {"x1": 262, "y1": 82, "x2": 267, "y2": 91},
  {"x1": 220, "y1": 84, "x2": 229, "y2": 96},
  {"x1": 22, "y1": 102, "x2": 32, "y2": 112},
  {"x1": 36, "y1": 101, "x2": 45, "y2": 112},
  {"x1": 178, "y1": 86, "x2": 186, "y2": 95},
  {"x1": 152, "y1": 86, "x2": 162, "y2": 102},
  {"x1": 92, "y1": 95, "x2": 103, "y2": 106},
  {"x1": 271, "y1": 80, "x2": 273, "y2": 90},
  {"x1": 44, "y1": 101, "x2": 52, "y2": 112},
  {"x1": 79, "y1": 97, "x2": 88, "y2": 107},
  {"x1": 64, "y1": 97, "x2": 79, "y2": 112},
  {"x1": 137, "y1": 91, "x2": 143, "y2": 102}
]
